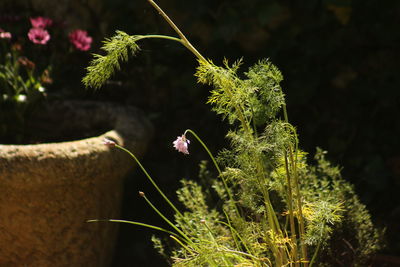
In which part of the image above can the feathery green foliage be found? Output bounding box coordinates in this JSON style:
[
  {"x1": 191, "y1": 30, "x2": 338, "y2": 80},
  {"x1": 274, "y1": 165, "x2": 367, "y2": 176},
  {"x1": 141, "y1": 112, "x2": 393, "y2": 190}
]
[
  {"x1": 299, "y1": 149, "x2": 383, "y2": 266},
  {"x1": 83, "y1": 31, "x2": 141, "y2": 89},
  {"x1": 85, "y1": 1, "x2": 382, "y2": 266},
  {"x1": 195, "y1": 58, "x2": 285, "y2": 128}
]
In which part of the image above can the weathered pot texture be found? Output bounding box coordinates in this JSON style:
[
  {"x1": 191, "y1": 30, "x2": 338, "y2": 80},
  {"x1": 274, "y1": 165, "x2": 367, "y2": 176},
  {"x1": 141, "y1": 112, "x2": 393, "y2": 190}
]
[{"x1": 0, "y1": 101, "x2": 153, "y2": 267}]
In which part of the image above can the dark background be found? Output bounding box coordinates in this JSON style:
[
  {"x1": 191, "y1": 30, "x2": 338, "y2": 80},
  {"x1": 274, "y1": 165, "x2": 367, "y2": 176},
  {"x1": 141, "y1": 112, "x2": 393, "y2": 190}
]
[{"x1": 2, "y1": 0, "x2": 399, "y2": 266}]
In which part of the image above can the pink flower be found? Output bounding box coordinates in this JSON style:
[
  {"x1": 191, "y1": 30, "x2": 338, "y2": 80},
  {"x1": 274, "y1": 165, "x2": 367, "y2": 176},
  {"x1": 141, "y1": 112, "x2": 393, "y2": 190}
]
[
  {"x1": 28, "y1": 28, "x2": 50, "y2": 45},
  {"x1": 30, "y1": 17, "x2": 53, "y2": 28},
  {"x1": 0, "y1": 28, "x2": 12, "y2": 39},
  {"x1": 173, "y1": 135, "x2": 190, "y2": 154},
  {"x1": 69, "y1": 29, "x2": 92, "y2": 51},
  {"x1": 103, "y1": 138, "x2": 116, "y2": 147}
]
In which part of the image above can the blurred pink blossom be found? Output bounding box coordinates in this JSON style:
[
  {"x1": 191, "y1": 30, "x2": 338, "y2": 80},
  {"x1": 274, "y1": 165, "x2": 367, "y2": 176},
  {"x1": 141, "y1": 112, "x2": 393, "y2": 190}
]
[
  {"x1": 173, "y1": 135, "x2": 190, "y2": 154},
  {"x1": 30, "y1": 17, "x2": 53, "y2": 28},
  {"x1": 28, "y1": 28, "x2": 50, "y2": 44},
  {"x1": 103, "y1": 138, "x2": 116, "y2": 147},
  {"x1": 69, "y1": 30, "x2": 92, "y2": 51},
  {"x1": 0, "y1": 28, "x2": 12, "y2": 39}
]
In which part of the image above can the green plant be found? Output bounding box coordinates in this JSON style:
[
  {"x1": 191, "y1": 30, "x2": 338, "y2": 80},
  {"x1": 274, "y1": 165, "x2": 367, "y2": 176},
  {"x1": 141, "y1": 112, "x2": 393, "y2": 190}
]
[
  {"x1": 0, "y1": 17, "x2": 92, "y2": 144},
  {"x1": 0, "y1": 34, "x2": 48, "y2": 143},
  {"x1": 84, "y1": 1, "x2": 382, "y2": 266}
]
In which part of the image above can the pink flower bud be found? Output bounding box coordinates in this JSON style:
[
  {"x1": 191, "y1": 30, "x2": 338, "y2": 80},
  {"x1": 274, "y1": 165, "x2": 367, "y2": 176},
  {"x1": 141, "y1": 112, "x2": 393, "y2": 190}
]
[{"x1": 103, "y1": 138, "x2": 116, "y2": 147}]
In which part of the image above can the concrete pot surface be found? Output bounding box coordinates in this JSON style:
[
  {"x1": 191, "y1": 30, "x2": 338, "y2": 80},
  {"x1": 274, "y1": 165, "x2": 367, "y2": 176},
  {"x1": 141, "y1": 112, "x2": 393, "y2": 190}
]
[{"x1": 0, "y1": 101, "x2": 153, "y2": 267}]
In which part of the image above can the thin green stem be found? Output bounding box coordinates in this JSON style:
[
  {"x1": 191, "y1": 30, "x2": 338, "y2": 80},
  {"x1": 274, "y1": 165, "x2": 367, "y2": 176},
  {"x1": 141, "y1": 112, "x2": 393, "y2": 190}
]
[
  {"x1": 115, "y1": 145, "x2": 184, "y2": 219},
  {"x1": 248, "y1": 144, "x2": 285, "y2": 263},
  {"x1": 202, "y1": 221, "x2": 231, "y2": 266},
  {"x1": 223, "y1": 83, "x2": 252, "y2": 135},
  {"x1": 87, "y1": 219, "x2": 179, "y2": 237},
  {"x1": 212, "y1": 78, "x2": 271, "y2": 237},
  {"x1": 283, "y1": 103, "x2": 289, "y2": 123},
  {"x1": 115, "y1": 143, "x2": 202, "y2": 239},
  {"x1": 169, "y1": 235, "x2": 196, "y2": 257},
  {"x1": 283, "y1": 103, "x2": 308, "y2": 266},
  {"x1": 184, "y1": 129, "x2": 221, "y2": 175},
  {"x1": 183, "y1": 129, "x2": 240, "y2": 217},
  {"x1": 309, "y1": 243, "x2": 320, "y2": 267},
  {"x1": 147, "y1": 0, "x2": 206, "y2": 62},
  {"x1": 289, "y1": 140, "x2": 308, "y2": 266},
  {"x1": 235, "y1": 101, "x2": 284, "y2": 264},
  {"x1": 141, "y1": 193, "x2": 193, "y2": 244},
  {"x1": 220, "y1": 248, "x2": 267, "y2": 262},
  {"x1": 284, "y1": 151, "x2": 299, "y2": 266},
  {"x1": 309, "y1": 230, "x2": 323, "y2": 267},
  {"x1": 135, "y1": 34, "x2": 183, "y2": 44},
  {"x1": 218, "y1": 214, "x2": 253, "y2": 256},
  {"x1": 250, "y1": 105, "x2": 259, "y2": 138},
  {"x1": 252, "y1": 157, "x2": 284, "y2": 265}
]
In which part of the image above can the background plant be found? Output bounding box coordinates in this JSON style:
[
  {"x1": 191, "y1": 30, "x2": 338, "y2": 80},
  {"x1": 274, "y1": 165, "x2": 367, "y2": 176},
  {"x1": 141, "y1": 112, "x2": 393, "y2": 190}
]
[
  {"x1": 0, "y1": 15, "x2": 92, "y2": 144},
  {"x1": 84, "y1": 1, "x2": 382, "y2": 266}
]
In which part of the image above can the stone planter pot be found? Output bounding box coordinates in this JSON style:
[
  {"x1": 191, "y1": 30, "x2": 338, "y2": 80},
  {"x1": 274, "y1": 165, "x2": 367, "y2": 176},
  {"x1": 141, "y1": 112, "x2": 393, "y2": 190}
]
[{"x1": 0, "y1": 101, "x2": 153, "y2": 267}]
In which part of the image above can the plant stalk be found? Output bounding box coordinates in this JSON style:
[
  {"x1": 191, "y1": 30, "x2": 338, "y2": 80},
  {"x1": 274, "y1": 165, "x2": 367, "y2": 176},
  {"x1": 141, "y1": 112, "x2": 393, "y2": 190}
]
[
  {"x1": 115, "y1": 145, "x2": 184, "y2": 219},
  {"x1": 147, "y1": 0, "x2": 206, "y2": 62},
  {"x1": 184, "y1": 129, "x2": 241, "y2": 217}
]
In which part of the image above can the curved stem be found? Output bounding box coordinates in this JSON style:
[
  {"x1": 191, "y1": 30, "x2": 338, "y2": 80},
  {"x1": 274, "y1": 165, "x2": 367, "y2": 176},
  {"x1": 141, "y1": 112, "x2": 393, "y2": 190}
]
[
  {"x1": 142, "y1": 193, "x2": 193, "y2": 244},
  {"x1": 87, "y1": 219, "x2": 179, "y2": 238},
  {"x1": 147, "y1": 0, "x2": 206, "y2": 62},
  {"x1": 183, "y1": 129, "x2": 240, "y2": 217},
  {"x1": 184, "y1": 129, "x2": 221, "y2": 175},
  {"x1": 136, "y1": 34, "x2": 183, "y2": 43},
  {"x1": 115, "y1": 145, "x2": 184, "y2": 219}
]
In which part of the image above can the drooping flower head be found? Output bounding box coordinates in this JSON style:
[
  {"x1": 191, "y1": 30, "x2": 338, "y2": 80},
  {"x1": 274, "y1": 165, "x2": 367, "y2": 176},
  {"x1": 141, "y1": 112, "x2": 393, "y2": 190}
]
[
  {"x1": 69, "y1": 29, "x2": 92, "y2": 51},
  {"x1": 103, "y1": 138, "x2": 116, "y2": 147},
  {"x1": 30, "y1": 17, "x2": 53, "y2": 29},
  {"x1": 28, "y1": 28, "x2": 50, "y2": 45},
  {"x1": 173, "y1": 135, "x2": 190, "y2": 154}
]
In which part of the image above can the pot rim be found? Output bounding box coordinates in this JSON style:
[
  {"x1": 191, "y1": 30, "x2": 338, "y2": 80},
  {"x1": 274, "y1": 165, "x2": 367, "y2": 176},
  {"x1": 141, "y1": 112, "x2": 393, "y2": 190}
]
[{"x1": 0, "y1": 100, "x2": 153, "y2": 160}]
